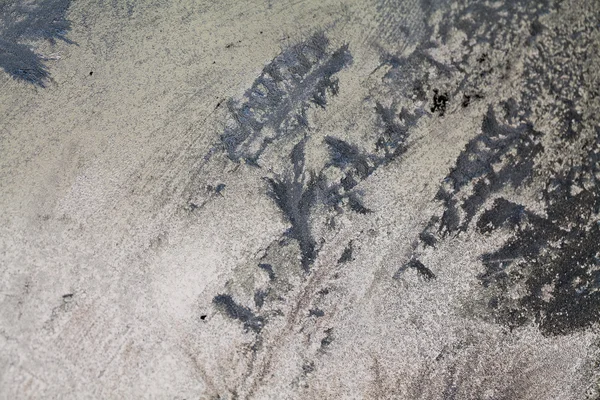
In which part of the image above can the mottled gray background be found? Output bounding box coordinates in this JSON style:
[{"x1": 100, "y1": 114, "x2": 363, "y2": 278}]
[{"x1": 1, "y1": 0, "x2": 600, "y2": 398}]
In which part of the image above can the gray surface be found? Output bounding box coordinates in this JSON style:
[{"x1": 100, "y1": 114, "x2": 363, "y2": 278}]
[{"x1": 1, "y1": 0, "x2": 600, "y2": 398}]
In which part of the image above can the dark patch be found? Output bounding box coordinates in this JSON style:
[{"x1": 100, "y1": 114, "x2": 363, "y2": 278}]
[
  {"x1": 411, "y1": 259, "x2": 436, "y2": 281},
  {"x1": 89, "y1": 71, "x2": 93, "y2": 76},
  {"x1": 374, "y1": 102, "x2": 411, "y2": 162},
  {"x1": 337, "y1": 241, "x2": 353, "y2": 264},
  {"x1": 501, "y1": 98, "x2": 520, "y2": 123},
  {"x1": 213, "y1": 294, "x2": 265, "y2": 333},
  {"x1": 480, "y1": 191, "x2": 600, "y2": 335},
  {"x1": 325, "y1": 136, "x2": 373, "y2": 179},
  {"x1": 302, "y1": 361, "x2": 315, "y2": 374},
  {"x1": 461, "y1": 93, "x2": 483, "y2": 108},
  {"x1": 0, "y1": 0, "x2": 74, "y2": 86},
  {"x1": 215, "y1": 183, "x2": 226, "y2": 194},
  {"x1": 476, "y1": 123, "x2": 600, "y2": 335},
  {"x1": 461, "y1": 94, "x2": 471, "y2": 108},
  {"x1": 395, "y1": 258, "x2": 436, "y2": 281},
  {"x1": 258, "y1": 263, "x2": 276, "y2": 280},
  {"x1": 476, "y1": 198, "x2": 526, "y2": 234},
  {"x1": 419, "y1": 231, "x2": 437, "y2": 247},
  {"x1": 347, "y1": 195, "x2": 372, "y2": 215},
  {"x1": 221, "y1": 33, "x2": 352, "y2": 163},
  {"x1": 430, "y1": 89, "x2": 448, "y2": 116},
  {"x1": 266, "y1": 139, "x2": 319, "y2": 271},
  {"x1": 254, "y1": 289, "x2": 267, "y2": 309},
  {"x1": 62, "y1": 293, "x2": 73, "y2": 301},
  {"x1": 417, "y1": 216, "x2": 439, "y2": 248},
  {"x1": 206, "y1": 183, "x2": 226, "y2": 195},
  {"x1": 200, "y1": 314, "x2": 207, "y2": 320},
  {"x1": 435, "y1": 106, "x2": 544, "y2": 235},
  {"x1": 320, "y1": 328, "x2": 334, "y2": 348},
  {"x1": 309, "y1": 308, "x2": 324, "y2": 317}
]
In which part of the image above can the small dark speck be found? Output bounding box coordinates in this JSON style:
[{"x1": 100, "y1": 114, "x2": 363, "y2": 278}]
[
  {"x1": 189, "y1": 202, "x2": 199, "y2": 211},
  {"x1": 215, "y1": 100, "x2": 222, "y2": 109},
  {"x1": 431, "y1": 89, "x2": 449, "y2": 116},
  {"x1": 200, "y1": 315, "x2": 207, "y2": 320},
  {"x1": 462, "y1": 94, "x2": 471, "y2": 108},
  {"x1": 260, "y1": 31, "x2": 263, "y2": 34},
  {"x1": 226, "y1": 43, "x2": 233, "y2": 49},
  {"x1": 89, "y1": 71, "x2": 93, "y2": 76},
  {"x1": 213, "y1": 61, "x2": 216, "y2": 64},
  {"x1": 62, "y1": 293, "x2": 73, "y2": 299}
]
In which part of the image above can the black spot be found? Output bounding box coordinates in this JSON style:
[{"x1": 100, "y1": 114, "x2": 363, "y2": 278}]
[
  {"x1": 200, "y1": 314, "x2": 207, "y2": 320},
  {"x1": 430, "y1": 89, "x2": 449, "y2": 116},
  {"x1": 462, "y1": 94, "x2": 471, "y2": 108},
  {"x1": 89, "y1": 71, "x2": 93, "y2": 76}
]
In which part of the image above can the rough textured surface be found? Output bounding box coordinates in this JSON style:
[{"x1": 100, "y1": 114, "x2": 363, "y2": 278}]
[{"x1": 1, "y1": 0, "x2": 599, "y2": 398}]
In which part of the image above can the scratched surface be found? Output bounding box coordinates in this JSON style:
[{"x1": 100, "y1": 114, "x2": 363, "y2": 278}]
[{"x1": 1, "y1": 0, "x2": 600, "y2": 398}]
